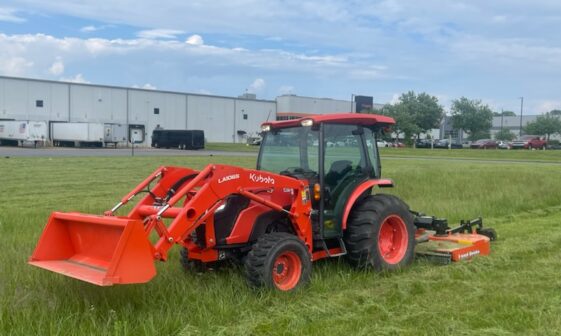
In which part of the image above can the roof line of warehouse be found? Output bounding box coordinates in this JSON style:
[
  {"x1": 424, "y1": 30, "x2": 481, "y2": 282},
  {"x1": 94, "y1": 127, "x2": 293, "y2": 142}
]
[
  {"x1": 278, "y1": 94, "x2": 349, "y2": 101},
  {"x1": 278, "y1": 93, "x2": 384, "y2": 105},
  {"x1": 0, "y1": 75, "x2": 276, "y2": 103}
]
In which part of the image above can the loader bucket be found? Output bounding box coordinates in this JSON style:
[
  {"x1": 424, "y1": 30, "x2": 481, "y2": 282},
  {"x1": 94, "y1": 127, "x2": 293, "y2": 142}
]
[{"x1": 29, "y1": 212, "x2": 156, "y2": 286}]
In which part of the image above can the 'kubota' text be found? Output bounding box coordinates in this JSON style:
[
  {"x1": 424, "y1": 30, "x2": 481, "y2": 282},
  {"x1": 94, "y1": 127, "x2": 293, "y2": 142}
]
[{"x1": 249, "y1": 173, "x2": 275, "y2": 184}]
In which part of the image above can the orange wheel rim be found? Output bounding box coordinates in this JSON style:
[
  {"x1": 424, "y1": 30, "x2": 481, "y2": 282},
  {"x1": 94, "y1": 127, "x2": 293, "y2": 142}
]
[
  {"x1": 272, "y1": 251, "x2": 302, "y2": 291},
  {"x1": 378, "y1": 215, "x2": 408, "y2": 264}
]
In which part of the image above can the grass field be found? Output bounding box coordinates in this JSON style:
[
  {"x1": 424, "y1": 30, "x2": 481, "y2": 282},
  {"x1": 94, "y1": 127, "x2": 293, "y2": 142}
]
[
  {"x1": 1, "y1": 152, "x2": 561, "y2": 335},
  {"x1": 205, "y1": 142, "x2": 260, "y2": 152},
  {"x1": 379, "y1": 147, "x2": 561, "y2": 163}
]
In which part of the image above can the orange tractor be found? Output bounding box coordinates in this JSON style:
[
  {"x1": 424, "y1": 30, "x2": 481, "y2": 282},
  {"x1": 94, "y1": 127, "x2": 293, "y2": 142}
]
[{"x1": 29, "y1": 114, "x2": 496, "y2": 291}]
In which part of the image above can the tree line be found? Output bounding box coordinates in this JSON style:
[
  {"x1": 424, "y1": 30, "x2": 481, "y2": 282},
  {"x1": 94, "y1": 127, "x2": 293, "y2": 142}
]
[{"x1": 371, "y1": 91, "x2": 561, "y2": 142}]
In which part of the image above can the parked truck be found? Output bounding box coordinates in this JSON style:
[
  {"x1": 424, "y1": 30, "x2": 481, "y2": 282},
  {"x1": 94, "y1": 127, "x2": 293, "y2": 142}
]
[
  {"x1": 52, "y1": 122, "x2": 126, "y2": 147},
  {"x1": 0, "y1": 120, "x2": 48, "y2": 147},
  {"x1": 151, "y1": 129, "x2": 205, "y2": 150},
  {"x1": 510, "y1": 135, "x2": 547, "y2": 150}
]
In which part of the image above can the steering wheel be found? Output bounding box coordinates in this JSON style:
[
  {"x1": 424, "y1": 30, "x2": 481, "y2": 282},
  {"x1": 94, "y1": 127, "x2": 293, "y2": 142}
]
[
  {"x1": 280, "y1": 167, "x2": 305, "y2": 175},
  {"x1": 280, "y1": 167, "x2": 317, "y2": 179}
]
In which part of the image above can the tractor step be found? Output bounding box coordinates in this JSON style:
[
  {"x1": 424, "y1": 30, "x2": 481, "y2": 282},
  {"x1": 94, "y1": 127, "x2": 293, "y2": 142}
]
[{"x1": 318, "y1": 237, "x2": 347, "y2": 258}]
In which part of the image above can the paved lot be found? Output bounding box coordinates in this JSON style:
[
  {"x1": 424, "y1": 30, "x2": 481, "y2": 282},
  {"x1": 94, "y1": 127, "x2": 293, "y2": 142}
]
[{"x1": 0, "y1": 146, "x2": 257, "y2": 158}]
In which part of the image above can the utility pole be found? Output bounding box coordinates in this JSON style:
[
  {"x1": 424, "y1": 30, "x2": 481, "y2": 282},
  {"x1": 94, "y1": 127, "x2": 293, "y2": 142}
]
[
  {"x1": 519, "y1": 97, "x2": 524, "y2": 137},
  {"x1": 500, "y1": 108, "x2": 504, "y2": 132}
]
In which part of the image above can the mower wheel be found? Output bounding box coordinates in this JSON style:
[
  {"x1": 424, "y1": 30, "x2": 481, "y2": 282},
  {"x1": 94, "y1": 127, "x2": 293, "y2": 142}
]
[
  {"x1": 245, "y1": 232, "x2": 311, "y2": 291},
  {"x1": 477, "y1": 228, "x2": 497, "y2": 241},
  {"x1": 344, "y1": 194, "x2": 415, "y2": 271}
]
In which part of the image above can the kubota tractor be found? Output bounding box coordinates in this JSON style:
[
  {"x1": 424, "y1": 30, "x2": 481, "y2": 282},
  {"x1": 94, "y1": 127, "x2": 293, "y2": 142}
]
[{"x1": 29, "y1": 113, "x2": 496, "y2": 291}]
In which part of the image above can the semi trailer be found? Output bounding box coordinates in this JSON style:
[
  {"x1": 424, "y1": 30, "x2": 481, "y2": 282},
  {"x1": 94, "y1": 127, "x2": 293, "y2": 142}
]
[
  {"x1": 51, "y1": 122, "x2": 127, "y2": 147},
  {"x1": 0, "y1": 120, "x2": 48, "y2": 147}
]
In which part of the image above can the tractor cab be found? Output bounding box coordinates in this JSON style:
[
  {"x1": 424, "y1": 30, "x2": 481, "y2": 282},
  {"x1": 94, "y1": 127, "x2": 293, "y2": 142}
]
[{"x1": 257, "y1": 114, "x2": 394, "y2": 238}]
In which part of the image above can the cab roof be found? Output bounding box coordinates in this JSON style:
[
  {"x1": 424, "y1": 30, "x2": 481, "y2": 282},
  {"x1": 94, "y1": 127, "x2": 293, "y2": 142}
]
[{"x1": 262, "y1": 113, "x2": 395, "y2": 129}]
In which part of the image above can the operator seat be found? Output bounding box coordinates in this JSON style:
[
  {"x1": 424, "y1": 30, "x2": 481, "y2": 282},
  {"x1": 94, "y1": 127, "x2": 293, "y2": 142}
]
[{"x1": 325, "y1": 160, "x2": 353, "y2": 188}]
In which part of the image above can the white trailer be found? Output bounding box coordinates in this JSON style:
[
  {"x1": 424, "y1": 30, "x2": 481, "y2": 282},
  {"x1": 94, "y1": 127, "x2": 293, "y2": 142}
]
[
  {"x1": 103, "y1": 124, "x2": 127, "y2": 147},
  {"x1": 52, "y1": 122, "x2": 128, "y2": 147},
  {"x1": 0, "y1": 120, "x2": 48, "y2": 146}
]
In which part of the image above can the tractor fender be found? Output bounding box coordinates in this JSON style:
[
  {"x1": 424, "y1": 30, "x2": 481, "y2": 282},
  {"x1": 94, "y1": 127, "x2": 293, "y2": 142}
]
[{"x1": 341, "y1": 179, "x2": 393, "y2": 230}]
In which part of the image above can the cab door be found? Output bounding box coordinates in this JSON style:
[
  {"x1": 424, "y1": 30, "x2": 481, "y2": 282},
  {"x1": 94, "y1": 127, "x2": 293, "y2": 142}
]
[{"x1": 320, "y1": 124, "x2": 375, "y2": 238}]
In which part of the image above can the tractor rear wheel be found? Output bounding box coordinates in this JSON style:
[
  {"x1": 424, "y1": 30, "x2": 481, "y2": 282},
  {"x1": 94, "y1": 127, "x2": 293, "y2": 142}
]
[
  {"x1": 244, "y1": 232, "x2": 311, "y2": 291},
  {"x1": 344, "y1": 194, "x2": 415, "y2": 271}
]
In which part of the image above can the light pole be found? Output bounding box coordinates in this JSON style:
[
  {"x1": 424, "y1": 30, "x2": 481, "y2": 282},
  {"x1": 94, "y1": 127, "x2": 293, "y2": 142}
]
[
  {"x1": 519, "y1": 97, "x2": 524, "y2": 137},
  {"x1": 350, "y1": 94, "x2": 355, "y2": 113},
  {"x1": 500, "y1": 108, "x2": 504, "y2": 132}
]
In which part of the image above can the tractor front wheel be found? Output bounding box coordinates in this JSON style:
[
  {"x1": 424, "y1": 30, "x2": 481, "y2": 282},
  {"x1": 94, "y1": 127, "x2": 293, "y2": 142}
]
[
  {"x1": 245, "y1": 232, "x2": 311, "y2": 291},
  {"x1": 344, "y1": 194, "x2": 415, "y2": 271}
]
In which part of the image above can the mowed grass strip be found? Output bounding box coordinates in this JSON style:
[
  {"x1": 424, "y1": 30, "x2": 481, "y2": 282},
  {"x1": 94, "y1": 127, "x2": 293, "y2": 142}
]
[
  {"x1": 380, "y1": 147, "x2": 561, "y2": 163},
  {"x1": 1, "y1": 156, "x2": 561, "y2": 335}
]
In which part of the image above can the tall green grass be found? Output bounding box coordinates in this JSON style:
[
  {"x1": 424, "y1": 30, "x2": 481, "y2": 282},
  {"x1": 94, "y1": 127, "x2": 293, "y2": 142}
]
[{"x1": 1, "y1": 156, "x2": 561, "y2": 335}]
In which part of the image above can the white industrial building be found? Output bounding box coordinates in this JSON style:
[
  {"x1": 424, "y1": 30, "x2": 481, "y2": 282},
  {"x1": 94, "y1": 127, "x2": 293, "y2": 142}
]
[
  {"x1": 0, "y1": 76, "x2": 276, "y2": 146},
  {"x1": 0, "y1": 76, "x2": 384, "y2": 147},
  {"x1": 276, "y1": 94, "x2": 383, "y2": 120}
]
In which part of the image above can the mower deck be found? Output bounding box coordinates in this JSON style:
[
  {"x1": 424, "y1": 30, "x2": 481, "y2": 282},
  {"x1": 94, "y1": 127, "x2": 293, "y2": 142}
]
[{"x1": 415, "y1": 230, "x2": 491, "y2": 264}]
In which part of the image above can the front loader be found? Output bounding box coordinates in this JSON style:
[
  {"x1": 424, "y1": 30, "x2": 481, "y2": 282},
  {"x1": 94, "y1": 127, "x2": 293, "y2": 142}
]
[{"x1": 30, "y1": 113, "x2": 496, "y2": 291}]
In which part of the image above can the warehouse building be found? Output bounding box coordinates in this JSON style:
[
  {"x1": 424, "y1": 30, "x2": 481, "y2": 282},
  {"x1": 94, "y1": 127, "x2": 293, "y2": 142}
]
[
  {"x1": 0, "y1": 76, "x2": 385, "y2": 147},
  {"x1": 276, "y1": 94, "x2": 382, "y2": 120},
  {"x1": 0, "y1": 76, "x2": 276, "y2": 146},
  {"x1": 490, "y1": 115, "x2": 538, "y2": 138}
]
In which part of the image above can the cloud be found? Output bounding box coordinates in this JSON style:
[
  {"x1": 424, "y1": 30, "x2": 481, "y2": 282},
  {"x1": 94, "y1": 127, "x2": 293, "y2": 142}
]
[
  {"x1": 279, "y1": 85, "x2": 294, "y2": 95},
  {"x1": 133, "y1": 83, "x2": 157, "y2": 90},
  {"x1": 80, "y1": 25, "x2": 112, "y2": 33},
  {"x1": 80, "y1": 25, "x2": 98, "y2": 33},
  {"x1": 247, "y1": 78, "x2": 265, "y2": 94},
  {"x1": 535, "y1": 100, "x2": 561, "y2": 114},
  {"x1": 48, "y1": 58, "x2": 64, "y2": 75},
  {"x1": 0, "y1": 7, "x2": 25, "y2": 23},
  {"x1": 137, "y1": 29, "x2": 184, "y2": 39},
  {"x1": 2, "y1": 1, "x2": 561, "y2": 105},
  {"x1": 0, "y1": 32, "x2": 365, "y2": 77},
  {"x1": 61, "y1": 73, "x2": 89, "y2": 83},
  {"x1": 197, "y1": 89, "x2": 212, "y2": 95},
  {"x1": 185, "y1": 34, "x2": 203, "y2": 45},
  {"x1": 0, "y1": 57, "x2": 34, "y2": 76}
]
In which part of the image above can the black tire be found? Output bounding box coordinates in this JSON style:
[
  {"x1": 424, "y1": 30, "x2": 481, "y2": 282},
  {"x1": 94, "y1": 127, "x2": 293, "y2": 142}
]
[
  {"x1": 244, "y1": 232, "x2": 311, "y2": 291},
  {"x1": 477, "y1": 228, "x2": 497, "y2": 241},
  {"x1": 344, "y1": 194, "x2": 415, "y2": 271}
]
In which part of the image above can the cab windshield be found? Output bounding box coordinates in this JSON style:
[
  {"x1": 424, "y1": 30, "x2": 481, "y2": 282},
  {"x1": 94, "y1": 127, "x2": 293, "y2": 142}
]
[{"x1": 257, "y1": 126, "x2": 319, "y2": 174}]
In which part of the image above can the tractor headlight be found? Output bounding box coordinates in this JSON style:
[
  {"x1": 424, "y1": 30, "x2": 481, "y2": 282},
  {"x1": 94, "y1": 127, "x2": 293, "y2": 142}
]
[
  {"x1": 261, "y1": 125, "x2": 271, "y2": 132},
  {"x1": 300, "y1": 119, "x2": 313, "y2": 127}
]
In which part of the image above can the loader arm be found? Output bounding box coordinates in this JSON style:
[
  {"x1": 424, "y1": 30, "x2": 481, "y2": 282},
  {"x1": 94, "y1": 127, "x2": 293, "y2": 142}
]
[
  {"x1": 140, "y1": 164, "x2": 314, "y2": 261},
  {"x1": 29, "y1": 164, "x2": 313, "y2": 286}
]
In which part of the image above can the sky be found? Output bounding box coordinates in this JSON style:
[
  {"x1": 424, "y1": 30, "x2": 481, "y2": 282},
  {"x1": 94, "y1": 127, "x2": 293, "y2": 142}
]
[{"x1": 0, "y1": 0, "x2": 560, "y2": 114}]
